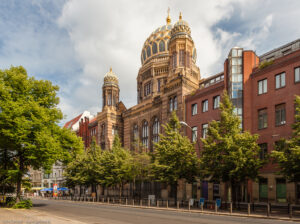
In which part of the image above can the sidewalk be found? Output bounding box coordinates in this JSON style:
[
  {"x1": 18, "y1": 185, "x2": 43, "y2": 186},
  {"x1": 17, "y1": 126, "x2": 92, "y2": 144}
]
[{"x1": 0, "y1": 208, "x2": 85, "y2": 224}]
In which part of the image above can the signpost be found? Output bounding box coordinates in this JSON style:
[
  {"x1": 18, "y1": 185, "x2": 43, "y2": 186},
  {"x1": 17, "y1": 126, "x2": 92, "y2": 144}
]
[{"x1": 216, "y1": 198, "x2": 221, "y2": 208}]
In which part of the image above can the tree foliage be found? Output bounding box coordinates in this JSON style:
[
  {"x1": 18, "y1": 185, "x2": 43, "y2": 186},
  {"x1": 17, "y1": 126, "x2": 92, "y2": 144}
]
[
  {"x1": 0, "y1": 66, "x2": 83, "y2": 200},
  {"x1": 153, "y1": 111, "x2": 199, "y2": 186},
  {"x1": 271, "y1": 95, "x2": 300, "y2": 182},
  {"x1": 200, "y1": 92, "x2": 263, "y2": 200}
]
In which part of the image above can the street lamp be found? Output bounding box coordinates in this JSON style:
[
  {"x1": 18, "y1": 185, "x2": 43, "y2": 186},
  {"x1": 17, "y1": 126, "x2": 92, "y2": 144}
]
[{"x1": 180, "y1": 121, "x2": 201, "y2": 150}]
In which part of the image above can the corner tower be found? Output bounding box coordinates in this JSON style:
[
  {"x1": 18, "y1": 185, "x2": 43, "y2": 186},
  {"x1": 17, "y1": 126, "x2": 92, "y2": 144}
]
[
  {"x1": 168, "y1": 12, "x2": 200, "y2": 84},
  {"x1": 102, "y1": 67, "x2": 119, "y2": 110}
]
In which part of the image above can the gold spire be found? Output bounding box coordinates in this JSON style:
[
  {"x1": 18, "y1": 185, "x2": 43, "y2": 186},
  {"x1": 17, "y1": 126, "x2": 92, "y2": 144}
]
[
  {"x1": 166, "y1": 7, "x2": 171, "y2": 24},
  {"x1": 179, "y1": 12, "x2": 182, "y2": 20},
  {"x1": 110, "y1": 67, "x2": 112, "y2": 72}
]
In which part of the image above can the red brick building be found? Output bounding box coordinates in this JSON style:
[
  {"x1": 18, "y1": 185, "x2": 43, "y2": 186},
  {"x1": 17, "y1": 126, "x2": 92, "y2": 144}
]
[{"x1": 185, "y1": 39, "x2": 300, "y2": 203}]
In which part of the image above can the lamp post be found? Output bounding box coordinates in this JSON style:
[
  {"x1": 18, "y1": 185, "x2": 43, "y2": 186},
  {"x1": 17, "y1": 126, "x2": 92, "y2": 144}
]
[{"x1": 179, "y1": 121, "x2": 201, "y2": 151}]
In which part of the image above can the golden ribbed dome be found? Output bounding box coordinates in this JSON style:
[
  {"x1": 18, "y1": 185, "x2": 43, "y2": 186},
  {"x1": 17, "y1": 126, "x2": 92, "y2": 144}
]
[
  {"x1": 103, "y1": 67, "x2": 118, "y2": 86},
  {"x1": 141, "y1": 24, "x2": 173, "y2": 65}
]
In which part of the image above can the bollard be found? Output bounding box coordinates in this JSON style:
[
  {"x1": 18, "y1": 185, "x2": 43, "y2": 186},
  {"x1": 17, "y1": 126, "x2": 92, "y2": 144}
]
[
  {"x1": 93, "y1": 197, "x2": 95, "y2": 202},
  {"x1": 177, "y1": 201, "x2": 179, "y2": 209},
  {"x1": 157, "y1": 200, "x2": 159, "y2": 207},
  {"x1": 267, "y1": 203, "x2": 270, "y2": 217},
  {"x1": 126, "y1": 198, "x2": 128, "y2": 205},
  {"x1": 148, "y1": 199, "x2": 150, "y2": 207},
  {"x1": 166, "y1": 200, "x2": 168, "y2": 209},
  {"x1": 102, "y1": 198, "x2": 104, "y2": 203},
  {"x1": 215, "y1": 203, "x2": 218, "y2": 213},
  {"x1": 230, "y1": 202, "x2": 232, "y2": 214},
  {"x1": 188, "y1": 201, "x2": 191, "y2": 211},
  {"x1": 201, "y1": 203, "x2": 204, "y2": 212},
  {"x1": 248, "y1": 203, "x2": 250, "y2": 215},
  {"x1": 289, "y1": 204, "x2": 293, "y2": 219}
]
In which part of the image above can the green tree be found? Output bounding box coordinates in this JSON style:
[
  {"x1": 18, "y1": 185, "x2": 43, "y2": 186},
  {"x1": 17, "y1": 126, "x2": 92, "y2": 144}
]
[
  {"x1": 100, "y1": 135, "x2": 133, "y2": 197},
  {"x1": 271, "y1": 95, "x2": 300, "y2": 182},
  {"x1": 153, "y1": 111, "x2": 199, "y2": 200},
  {"x1": 200, "y1": 92, "x2": 263, "y2": 202},
  {"x1": 64, "y1": 138, "x2": 102, "y2": 196},
  {"x1": 0, "y1": 66, "x2": 83, "y2": 201}
]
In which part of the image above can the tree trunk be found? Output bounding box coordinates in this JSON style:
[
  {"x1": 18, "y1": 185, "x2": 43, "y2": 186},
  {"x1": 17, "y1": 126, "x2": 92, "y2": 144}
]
[
  {"x1": 16, "y1": 155, "x2": 24, "y2": 203},
  {"x1": 227, "y1": 181, "x2": 232, "y2": 202},
  {"x1": 173, "y1": 182, "x2": 177, "y2": 203}
]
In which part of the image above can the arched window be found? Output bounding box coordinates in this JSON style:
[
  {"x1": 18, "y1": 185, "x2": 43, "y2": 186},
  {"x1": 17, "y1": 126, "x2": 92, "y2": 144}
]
[
  {"x1": 159, "y1": 40, "x2": 165, "y2": 52},
  {"x1": 133, "y1": 124, "x2": 138, "y2": 140},
  {"x1": 107, "y1": 92, "x2": 112, "y2": 106},
  {"x1": 169, "y1": 97, "x2": 173, "y2": 112},
  {"x1": 152, "y1": 117, "x2": 160, "y2": 143},
  {"x1": 142, "y1": 120, "x2": 149, "y2": 149},
  {"x1": 147, "y1": 46, "x2": 151, "y2": 57},
  {"x1": 143, "y1": 50, "x2": 146, "y2": 61},
  {"x1": 174, "y1": 96, "x2": 177, "y2": 110},
  {"x1": 172, "y1": 52, "x2": 177, "y2": 68},
  {"x1": 100, "y1": 123, "x2": 105, "y2": 149},
  {"x1": 179, "y1": 50, "x2": 185, "y2": 66},
  {"x1": 152, "y1": 42, "x2": 158, "y2": 54}
]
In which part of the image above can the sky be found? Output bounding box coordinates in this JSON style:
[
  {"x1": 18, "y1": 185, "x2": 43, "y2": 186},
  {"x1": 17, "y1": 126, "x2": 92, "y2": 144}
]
[{"x1": 0, "y1": 0, "x2": 299, "y2": 125}]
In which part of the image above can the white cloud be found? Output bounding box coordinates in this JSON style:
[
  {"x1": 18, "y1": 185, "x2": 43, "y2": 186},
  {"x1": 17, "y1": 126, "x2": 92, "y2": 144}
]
[{"x1": 1, "y1": 0, "x2": 300, "y2": 124}]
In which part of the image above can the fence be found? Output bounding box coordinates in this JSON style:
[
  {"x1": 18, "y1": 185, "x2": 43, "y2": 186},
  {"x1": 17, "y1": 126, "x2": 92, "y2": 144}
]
[{"x1": 33, "y1": 195, "x2": 300, "y2": 220}]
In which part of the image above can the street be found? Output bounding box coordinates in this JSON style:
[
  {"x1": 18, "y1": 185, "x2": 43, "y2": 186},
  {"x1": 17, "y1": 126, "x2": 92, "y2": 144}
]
[{"x1": 0, "y1": 198, "x2": 295, "y2": 224}]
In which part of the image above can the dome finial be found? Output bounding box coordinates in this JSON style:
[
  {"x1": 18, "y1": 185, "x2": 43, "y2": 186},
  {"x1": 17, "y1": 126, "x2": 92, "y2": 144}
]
[
  {"x1": 179, "y1": 12, "x2": 182, "y2": 20},
  {"x1": 110, "y1": 67, "x2": 112, "y2": 72},
  {"x1": 166, "y1": 7, "x2": 171, "y2": 24}
]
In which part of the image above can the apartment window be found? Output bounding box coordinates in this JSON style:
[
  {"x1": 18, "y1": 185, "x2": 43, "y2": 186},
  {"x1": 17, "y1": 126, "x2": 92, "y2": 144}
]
[
  {"x1": 192, "y1": 126, "x2": 197, "y2": 142},
  {"x1": 258, "y1": 79, "x2": 268, "y2": 95},
  {"x1": 202, "y1": 123, "x2": 208, "y2": 139},
  {"x1": 275, "y1": 104, "x2": 286, "y2": 126},
  {"x1": 202, "y1": 100, "x2": 208, "y2": 112},
  {"x1": 192, "y1": 103, "x2": 197, "y2": 115},
  {"x1": 258, "y1": 108, "x2": 268, "y2": 129},
  {"x1": 295, "y1": 67, "x2": 300, "y2": 83},
  {"x1": 275, "y1": 72, "x2": 286, "y2": 89},
  {"x1": 213, "y1": 96, "x2": 220, "y2": 109},
  {"x1": 144, "y1": 82, "x2": 151, "y2": 96},
  {"x1": 259, "y1": 143, "x2": 268, "y2": 159},
  {"x1": 142, "y1": 120, "x2": 149, "y2": 148}
]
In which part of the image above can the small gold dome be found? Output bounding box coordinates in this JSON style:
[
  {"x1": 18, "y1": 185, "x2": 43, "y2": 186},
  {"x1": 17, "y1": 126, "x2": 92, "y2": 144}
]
[
  {"x1": 104, "y1": 67, "x2": 118, "y2": 86},
  {"x1": 171, "y1": 12, "x2": 191, "y2": 37}
]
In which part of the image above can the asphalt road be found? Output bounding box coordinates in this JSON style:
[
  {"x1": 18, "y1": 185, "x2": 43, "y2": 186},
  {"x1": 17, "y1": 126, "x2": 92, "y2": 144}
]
[{"x1": 31, "y1": 198, "x2": 294, "y2": 224}]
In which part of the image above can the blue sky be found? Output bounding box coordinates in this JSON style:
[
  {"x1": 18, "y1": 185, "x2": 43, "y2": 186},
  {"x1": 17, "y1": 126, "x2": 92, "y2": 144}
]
[{"x1": 1, "y1": 0, "x2": 299, "y2": 124}]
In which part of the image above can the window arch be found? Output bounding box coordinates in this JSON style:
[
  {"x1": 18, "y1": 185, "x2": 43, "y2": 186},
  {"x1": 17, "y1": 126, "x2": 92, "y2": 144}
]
[
  {"x1": 152, "y1": 42, "x2": 158, "y2": 54},
  {"x1": 159, "y1": 40, "x2": 165, "y2": 52},
  {"x1": 147, "y1": 46, "x2": 151, "y2": 57},
  {"x1": 152, "y1": 117, "x2": 160, "y2": 143},
  {"x1": 142, "y1": 120, "x2": 149, "y2": 149}
]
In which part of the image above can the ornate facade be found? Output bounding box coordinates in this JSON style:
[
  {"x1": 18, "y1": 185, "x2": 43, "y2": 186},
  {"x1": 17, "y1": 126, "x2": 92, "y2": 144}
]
[{"x1": 78, "y1": 12, "x2": 201, "y2": 151}]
